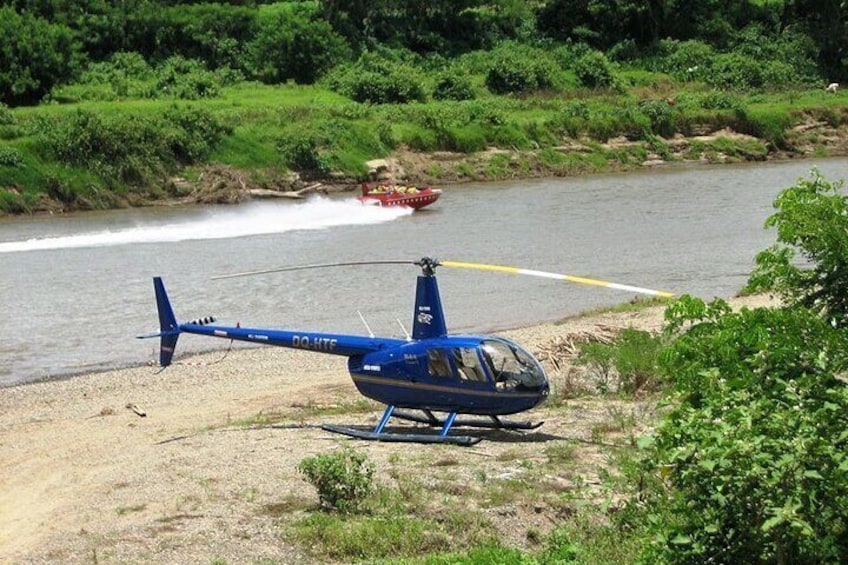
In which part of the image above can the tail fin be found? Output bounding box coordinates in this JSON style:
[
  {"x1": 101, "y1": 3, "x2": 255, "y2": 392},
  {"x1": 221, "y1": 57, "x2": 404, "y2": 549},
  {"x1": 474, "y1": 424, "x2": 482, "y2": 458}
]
[
  {"x1": 412, "y1": 274, "x2": 448, "y2": 339},
  {"x1": 150, "y1": 277, "x2": 180, "y2": 366}
]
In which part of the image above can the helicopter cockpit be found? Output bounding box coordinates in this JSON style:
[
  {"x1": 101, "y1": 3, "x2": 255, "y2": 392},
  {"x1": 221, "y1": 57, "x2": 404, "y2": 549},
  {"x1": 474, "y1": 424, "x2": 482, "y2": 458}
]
[{"x1": 480, "y1": 339, "x2": 548, "y2": 392}]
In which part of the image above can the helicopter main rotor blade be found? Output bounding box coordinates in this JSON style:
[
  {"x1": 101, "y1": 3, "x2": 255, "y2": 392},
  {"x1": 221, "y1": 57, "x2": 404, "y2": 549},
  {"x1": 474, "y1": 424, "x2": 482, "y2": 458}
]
[
  {"x1": 211, "y1": 259, "x2": 417, "y2": 280},
  {"x1": 439, "y1": 260, "x2": 674, "y2": 298}
]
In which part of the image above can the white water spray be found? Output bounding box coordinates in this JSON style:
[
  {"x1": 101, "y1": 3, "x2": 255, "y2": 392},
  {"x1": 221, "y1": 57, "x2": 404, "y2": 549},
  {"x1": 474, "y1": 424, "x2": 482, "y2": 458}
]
[{"x1": 0, "y1": 197, "x2": 413, "y2": 253}]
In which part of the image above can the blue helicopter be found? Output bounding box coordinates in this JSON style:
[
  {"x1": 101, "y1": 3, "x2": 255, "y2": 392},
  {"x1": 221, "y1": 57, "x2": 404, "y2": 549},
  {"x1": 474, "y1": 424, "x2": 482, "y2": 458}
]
[{"x1": 140, "y1": 257, "x2": 673, "y2": 445}]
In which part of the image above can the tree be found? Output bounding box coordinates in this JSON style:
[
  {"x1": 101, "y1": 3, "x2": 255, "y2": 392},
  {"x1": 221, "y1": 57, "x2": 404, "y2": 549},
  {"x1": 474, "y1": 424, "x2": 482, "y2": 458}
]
[
  {"x1": 746, "y1": 169, "x2": 848, "y2": 328},
  {"x1": 0, "y1": 6, "x2": 81, "y2": 105},
  {"x1": 250, "y1": 2, "x2": 350, "y2": 84}
]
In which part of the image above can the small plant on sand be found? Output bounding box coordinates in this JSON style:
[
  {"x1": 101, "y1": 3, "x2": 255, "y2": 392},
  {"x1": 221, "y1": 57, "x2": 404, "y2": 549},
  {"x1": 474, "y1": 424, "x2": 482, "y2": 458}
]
[{"x1": 297, "y1": 447, "x2": 374, "y2": 513}]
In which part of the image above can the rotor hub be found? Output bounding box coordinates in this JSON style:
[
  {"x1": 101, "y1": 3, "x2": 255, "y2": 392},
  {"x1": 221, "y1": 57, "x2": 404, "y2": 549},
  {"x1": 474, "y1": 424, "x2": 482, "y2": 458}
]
[{"x1": 415, "y1": 257, "x2": 440, "y2": 276}]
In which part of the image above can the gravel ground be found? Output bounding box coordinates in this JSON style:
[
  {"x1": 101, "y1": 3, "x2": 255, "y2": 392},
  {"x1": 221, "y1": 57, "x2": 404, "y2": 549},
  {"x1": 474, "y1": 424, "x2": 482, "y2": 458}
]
[{"x1": 0, "y1": 295, "x2": 771, "y2": 564}]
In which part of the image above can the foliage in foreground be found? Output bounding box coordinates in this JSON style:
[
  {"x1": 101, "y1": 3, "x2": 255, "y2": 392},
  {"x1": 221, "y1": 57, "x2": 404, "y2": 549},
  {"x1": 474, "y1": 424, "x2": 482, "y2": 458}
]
[
  {"x1": 624, "y1": 171, "x2": 848, "y2": 563},
  {"x1": 640, "y1": 298, "x2": 848, "y2": 563},
  {"x1": 297, "y1": 447, "x2": 374, "y2": 514},
  {"x1": 747, "y1": 168, "x2": 848, "y2": 328}
]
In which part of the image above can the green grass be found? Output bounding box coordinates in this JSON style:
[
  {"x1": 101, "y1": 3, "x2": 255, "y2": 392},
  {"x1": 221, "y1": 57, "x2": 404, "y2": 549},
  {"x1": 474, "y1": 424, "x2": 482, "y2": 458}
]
[
  {"x1": 290, "y1": 509, "x2": 494, "y2": 561},
  {"x1": 4, "y1": 73, "x2": 848, "y2": 214}
]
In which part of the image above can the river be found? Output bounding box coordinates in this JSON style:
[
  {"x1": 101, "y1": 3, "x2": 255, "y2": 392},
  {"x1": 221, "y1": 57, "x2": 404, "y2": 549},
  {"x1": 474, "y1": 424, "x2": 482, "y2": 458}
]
[{"x1": 1, "y1": 158, "x2": 846, "y2": 386}]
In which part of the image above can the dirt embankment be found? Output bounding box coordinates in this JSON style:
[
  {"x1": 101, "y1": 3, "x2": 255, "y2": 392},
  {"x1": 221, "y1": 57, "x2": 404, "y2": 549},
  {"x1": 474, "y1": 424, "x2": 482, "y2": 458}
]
[{"x1": 0, "y1": 295, "x2": 773, "y2": 564}]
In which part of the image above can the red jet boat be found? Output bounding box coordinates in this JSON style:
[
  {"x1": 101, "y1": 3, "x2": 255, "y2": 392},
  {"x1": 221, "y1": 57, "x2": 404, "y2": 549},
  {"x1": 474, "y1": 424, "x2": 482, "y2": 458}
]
[{"x1": 359, "y1": 181, "x2": 441, "y2": 210}]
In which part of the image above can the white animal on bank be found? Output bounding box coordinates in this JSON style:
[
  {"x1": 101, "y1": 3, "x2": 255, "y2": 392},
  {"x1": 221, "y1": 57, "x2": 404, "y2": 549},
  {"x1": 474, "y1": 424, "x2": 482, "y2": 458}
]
[{"x1": 826, "y1": 82, "x2": 839, "y2": 92}]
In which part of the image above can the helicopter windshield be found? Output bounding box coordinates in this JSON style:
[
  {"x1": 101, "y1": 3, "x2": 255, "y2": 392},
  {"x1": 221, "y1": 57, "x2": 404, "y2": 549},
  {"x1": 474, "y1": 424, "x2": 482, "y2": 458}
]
[{"x1": 480, "y1": 339, "x2": 547, "y2": 391}]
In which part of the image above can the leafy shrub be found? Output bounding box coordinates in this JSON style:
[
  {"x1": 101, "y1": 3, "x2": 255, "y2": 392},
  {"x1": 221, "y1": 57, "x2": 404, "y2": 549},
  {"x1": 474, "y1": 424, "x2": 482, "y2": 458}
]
[
  {"x1": 577, "y1": 328, "x2": 665, "y2": 395},
  {"x1": 158, "y1": 3, "x2": 257, "y2": 71},
  {"x1": 297, "y1": 448, "x2": 374, "y2": 513},
  {"x1": 0, "y1": 7, "x2": 81, "y2": 106},
  {"x1": 327, "y1": 56, "x2": 426, "y2": 104},
  {"x1": 276, "y1": 133, "x2": 329, "y2": 173},
  {"x1": 163, "y1": 105, "x2": 231, "y2": 162},
  {"x1": 154, "y1": 56, "x2": 220, "y2": 99},
  {"x1": 731, "y1": 24, "x2": 820, "y2": 86},
  {"x1": 698, "y1": 89, "x2": 740, "y2": 110},
  {"x1": 642, "y1": 297, "x2": 848, "y2": 564},
  {"x1": 638, "y1": 99, "x2": 676, "y2": 138},
  {"x1": 0, "y1": 147, "x2": 24, "y2": 168},
  {"x1": 608, "y1": 39, "x2": 640, "y2": 62},
  {"x1": 433, "y1": 71, "x2": 476, "y2": 101},
  {"x1": 656, "y1": 39, "x2": 716, "y2": 82},
  {"x1": 708, "y1": 52, "x2": 764, "y2": 90},
  {"x1": 84, "y1": 51, "x2": 153, "y2": 83},
  {"x1": 572, "y1": 50, "x2": 619, "y2": 89},
  {"x1": 0, "y1": 104, "x2": 13, "y2": 126},
  {"x1": 747, "y1": 170, "x2": 848, "y2": 328},
  {"x1": 485, "y1": 48, "x2": 556, "y2": 94},
  {"x1": 249, "y1": 2, "x2": 350, "y2": 84},
  {"x1": 350, "y1": 72, "x2": 426, "y2": 104},
  {"x1": 39, "y1": 106, "x2": 228, "y2": 185}
]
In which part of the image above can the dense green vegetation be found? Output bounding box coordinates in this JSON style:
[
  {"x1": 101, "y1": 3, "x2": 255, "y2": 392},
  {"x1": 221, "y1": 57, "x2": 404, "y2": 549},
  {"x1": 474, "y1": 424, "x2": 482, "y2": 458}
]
[
  {"x1": 1, "y1": 0, "x2": 847, "y2": 214},
  {"x1": 286, "y1": 171, "x2": 848, "y2": 564}
]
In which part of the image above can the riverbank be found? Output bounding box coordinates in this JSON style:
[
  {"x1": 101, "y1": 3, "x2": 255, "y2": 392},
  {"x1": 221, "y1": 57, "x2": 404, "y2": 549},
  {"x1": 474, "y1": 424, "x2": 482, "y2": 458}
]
[
  {"x1": 3, "y1": 80, "x2": 848, "y2": 216},
  {"x1": 119, "y1": 122, "x2": 848, "y2": 210},
  {"x1": 0, "y1": 294, "x2": 772, "y2": 563}
]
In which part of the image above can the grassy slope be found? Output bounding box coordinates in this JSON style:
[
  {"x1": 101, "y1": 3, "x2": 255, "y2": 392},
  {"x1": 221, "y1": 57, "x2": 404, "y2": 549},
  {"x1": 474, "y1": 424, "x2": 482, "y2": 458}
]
[{"x1": 2, "y1": 76, "x2": 848, "y2": 215}]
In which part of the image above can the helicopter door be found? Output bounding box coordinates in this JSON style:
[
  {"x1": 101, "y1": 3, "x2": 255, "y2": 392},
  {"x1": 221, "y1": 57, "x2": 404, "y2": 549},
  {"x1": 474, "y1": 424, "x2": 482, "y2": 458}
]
[
  {"x1": 450, "y1": 348, "x2": 488, "y2": 383},
  {"x1": 426, "y1": 349, "x2": 452, "y2": 378}
]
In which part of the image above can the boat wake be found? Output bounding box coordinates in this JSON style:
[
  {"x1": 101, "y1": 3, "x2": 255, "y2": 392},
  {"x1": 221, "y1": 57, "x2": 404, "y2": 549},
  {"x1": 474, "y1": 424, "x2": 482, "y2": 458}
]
[{"x1": 0, "y1": 197, "x2": 413, "y2": 253}]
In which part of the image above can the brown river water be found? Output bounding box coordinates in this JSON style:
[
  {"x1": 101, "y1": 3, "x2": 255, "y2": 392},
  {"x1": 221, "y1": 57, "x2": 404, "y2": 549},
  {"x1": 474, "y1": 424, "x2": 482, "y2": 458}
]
[{"x1": 1, "y1": 158, "x2": 846, "y2": 385}]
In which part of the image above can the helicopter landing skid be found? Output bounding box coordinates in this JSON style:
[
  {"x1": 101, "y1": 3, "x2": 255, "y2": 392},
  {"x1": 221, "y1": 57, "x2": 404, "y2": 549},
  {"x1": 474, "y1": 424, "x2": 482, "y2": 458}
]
[
  {"x1": 321, "y1": 405, "x2": 485, "y2": 445},
  {"x1": 321, "y1": 424, "x2": 481, "y2": 446},
  {"x1": 392, "y1": 409, "x2": 544, "y2": 431}
]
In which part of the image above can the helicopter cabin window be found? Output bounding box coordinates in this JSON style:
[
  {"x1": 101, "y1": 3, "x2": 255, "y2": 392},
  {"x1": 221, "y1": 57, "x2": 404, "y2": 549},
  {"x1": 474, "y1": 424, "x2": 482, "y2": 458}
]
[
  {"x1": 427, "y1": 349, "x2": 452, "y2": 378},
  {"x1": 452, "y1": 348, "x2": 487, "y2": 382}
]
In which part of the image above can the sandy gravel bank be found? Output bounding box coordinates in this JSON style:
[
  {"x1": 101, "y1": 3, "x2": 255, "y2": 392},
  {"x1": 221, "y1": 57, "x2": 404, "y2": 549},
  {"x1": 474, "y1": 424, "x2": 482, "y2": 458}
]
[{"x1": 0, "y1": 295, "x2": 771, "y2": 563}]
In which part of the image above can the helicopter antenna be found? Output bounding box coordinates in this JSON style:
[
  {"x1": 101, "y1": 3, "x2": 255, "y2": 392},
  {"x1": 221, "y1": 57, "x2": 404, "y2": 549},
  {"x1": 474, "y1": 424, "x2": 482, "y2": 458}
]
[
  {"x1": 396, "y1": 318, "x2": 411, "y2": 341},
  {"x1": 357, "y1": 310, "x2": 375, "y2": 338}
]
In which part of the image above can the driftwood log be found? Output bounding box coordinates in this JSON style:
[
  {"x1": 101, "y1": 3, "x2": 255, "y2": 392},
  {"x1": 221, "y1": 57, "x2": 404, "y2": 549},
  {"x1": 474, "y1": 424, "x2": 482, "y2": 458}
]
[
  {"x1": 248, "y1": 182, "x2": 324, "y2": 200},
  {"x1": 535, "y1": 324, "x2": 619, "y2": 372}
]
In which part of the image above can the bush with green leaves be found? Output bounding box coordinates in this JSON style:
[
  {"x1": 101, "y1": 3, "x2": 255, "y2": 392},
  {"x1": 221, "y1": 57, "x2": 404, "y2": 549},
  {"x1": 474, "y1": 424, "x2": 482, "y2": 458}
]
[
  {"x1": 276, "y1": 132, "x2": 329, "y2": 174},
  {"x1": 39, "y1": 106, "x2": 228, "y2": 186},
  {"x1": 433, "y1": 71, "x2": 476, "y2": 101},
  {"x1": 577, "y1": 328, "x2": 665, "y2": 395},
  {"x1": 747, "y1": 169, "x2": 848, "y2": 328},
  {"x1": 572, "y1": 50, "x2": 619, "y2": 89},
  {"x1": 0, "y1": 147, "x2": 24, "y2": 168},
  {"x1": 163, "y1": 105, "x2": 231, "y2": 163},
  {"x1": 326, "y1": 55, "x2": 426, "y2": 104},
  {"x1": 0, "y1": 7, "x2": 81, "y2": 106},
  {"x1": 707, "y1": 52, "x2": 765, "y2": 90},
  {"x1": 640, "y1": 296, "x2": 848, "y2": 563},
  {"x1": 656, "y1": 39, "x2": 716, "y2": 82},
  {"x1": 249, "y1": 1, "x2": 350, "y2": 85},
  {"x1": 485, "y1": 47, "x2": 557, "y2": 95},
  {"x1": 297, "y1": 448, "x2": 374, "y2": 513},
  {"x1": 731, "y1": 24, "x2": 820, "y2": 87},
  {"x1": 154, "y1": 56, "x2": 220, "y2": 100}
]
